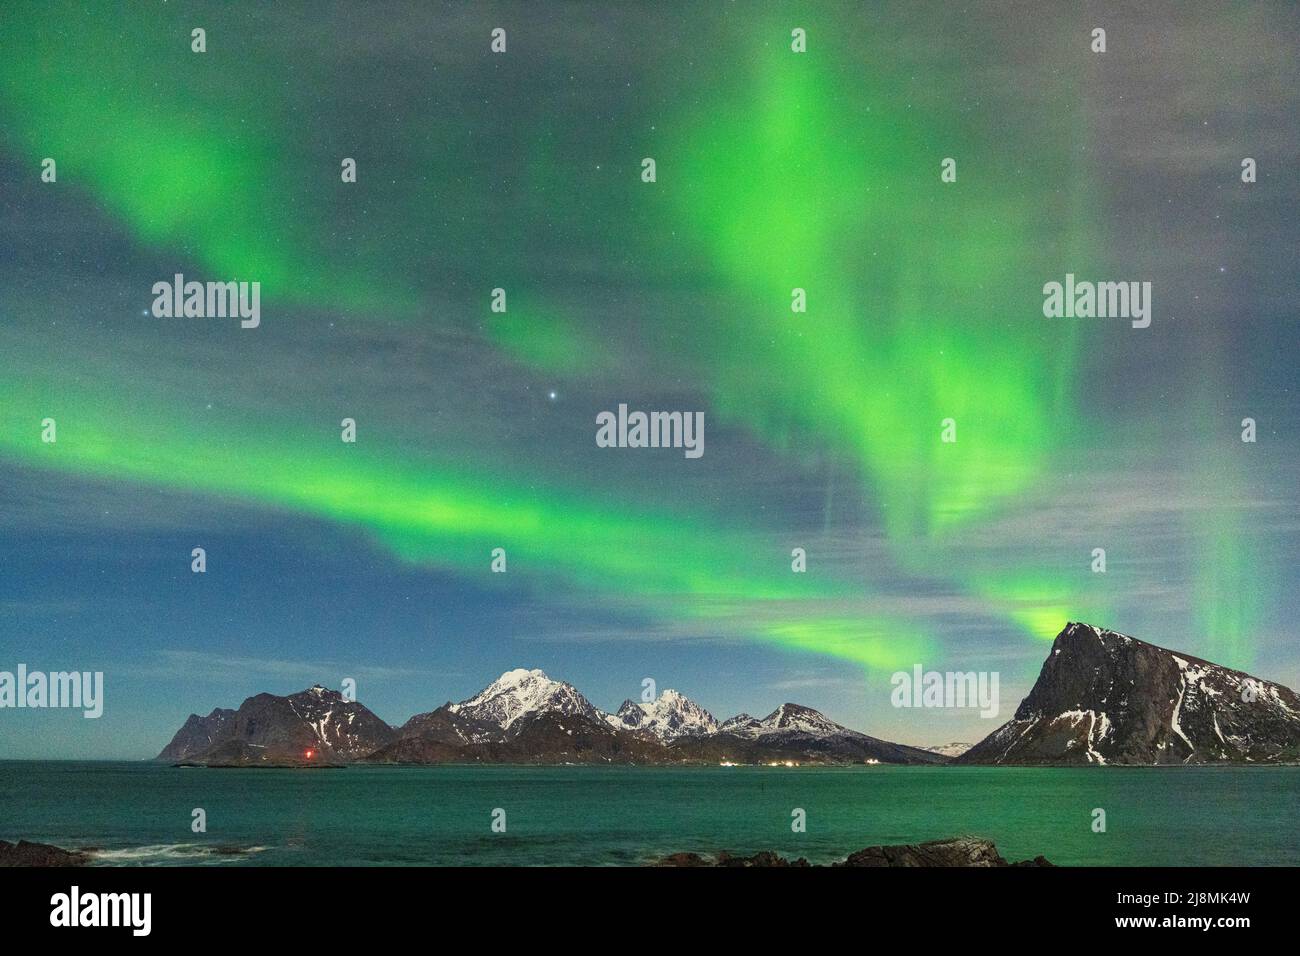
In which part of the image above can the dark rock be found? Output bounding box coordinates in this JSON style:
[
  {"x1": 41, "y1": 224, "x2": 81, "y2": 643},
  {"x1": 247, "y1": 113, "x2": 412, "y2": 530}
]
[
  {"x1": 655, "y1": 852, "x2": 711, "y2": 867},
  {"x1": 838, "y1": 837, "x2": 1017, "y2": 867},
  {"x1": 657, "y1": 836, "x2": 1049, "y2": 868},
  {"x1": 716, "y1": 850, "x2": 811, "y2": 868},
  {"x1": 0, "y1": 840, "x2": 90, "y2": 867}
]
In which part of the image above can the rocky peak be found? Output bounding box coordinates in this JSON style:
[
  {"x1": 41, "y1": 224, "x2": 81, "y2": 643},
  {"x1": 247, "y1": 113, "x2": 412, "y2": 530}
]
[
  {"x1": 759, "y1": 703, "x2": 846, "y2": 736},
  {"x1": 158, "y1": 684, "x2": 396, "y2": 764},
  {"x1": 448, "y1": 668, "x2": 604, "y2": 732},
  {"x1": 716, "y1": 713, "x2": 761, "y2": 736},
  {"x1": 960, "y1": 622, "x2": 1300, "y2": 765},
  {"x1": 606, "y1": 689, "x2": 718, "y2": 739}
]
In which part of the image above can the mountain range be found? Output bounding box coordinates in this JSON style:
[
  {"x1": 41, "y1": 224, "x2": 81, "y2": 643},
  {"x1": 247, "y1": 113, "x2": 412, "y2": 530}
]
[
  {"x1": 160, "y1": 666, "x2": 943, "y2": 767},
  {"x1": 159, "y1": 623, "x2": 1300, "y2": 767}
]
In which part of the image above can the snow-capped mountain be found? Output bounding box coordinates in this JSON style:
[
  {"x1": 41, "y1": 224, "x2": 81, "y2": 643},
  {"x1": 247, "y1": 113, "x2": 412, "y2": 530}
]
[
  {"x1": 158, "y1": 668, "x2": 946, "y2": 766},
  {"x1": 607, "y1": 689, "x2": 718, "y2": 739},
  {"x1": 922, "y1": 742, "x2": 974, "y2": 758},
  {"x1": 717, "y1": 713, "x2": 761, "y2": 735},
  {"x1": 710, "y1": 704, "x2": 862, "y2": 741},
  {"x1": 447, "y1": 668, "x2": 605, "y2": 732},
  {"x1": 669, "y1": 702, "x2": 947, "y2": 765},
  {"x1": 959, "y1": 622, "x2": 1300, "y2": 765},
  {"x1": 752, "y1": 703, "x2": 846, "y2": 737},
  {"x1": 370, "y1": 668, "x2": 661, "y2": 765}
]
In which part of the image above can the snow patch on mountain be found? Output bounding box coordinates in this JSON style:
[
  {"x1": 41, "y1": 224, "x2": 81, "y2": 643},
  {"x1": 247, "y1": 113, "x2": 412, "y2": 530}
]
[
  {"x1": 285, "y1": 685, "x2": 388, "y2": 760},
  {"x1": 960, "y1": 622, "x2": 1300, "y2": 765},
  {"x1": 922, "y1": 742, "x2": 974, "y2": 758},
  {"x1": 449, "y1": 668, "x2": 604, "y2": 730},
  {"x1": 716, "y1": 703, "x2": 854, "y2": 740},
  {"x1": 606, "y1": 689, "x2": 717, "y2": 739}
]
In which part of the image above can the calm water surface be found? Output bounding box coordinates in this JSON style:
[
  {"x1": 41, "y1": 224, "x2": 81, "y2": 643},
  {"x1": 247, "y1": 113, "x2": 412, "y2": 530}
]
[{"x1": 1, "y1": 761, "x2": 1295, "y2": 866}]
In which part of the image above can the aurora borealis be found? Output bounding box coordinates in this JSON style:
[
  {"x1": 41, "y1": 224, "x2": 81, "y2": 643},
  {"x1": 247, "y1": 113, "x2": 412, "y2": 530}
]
[{"x1": 1, "y1": 2, "x2": 1296, "y2": 758}]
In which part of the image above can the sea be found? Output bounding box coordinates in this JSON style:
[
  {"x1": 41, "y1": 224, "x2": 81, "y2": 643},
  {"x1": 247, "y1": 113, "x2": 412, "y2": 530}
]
[{"x1": 2, "y1": 761, "x2": 1296, "y2": 866}]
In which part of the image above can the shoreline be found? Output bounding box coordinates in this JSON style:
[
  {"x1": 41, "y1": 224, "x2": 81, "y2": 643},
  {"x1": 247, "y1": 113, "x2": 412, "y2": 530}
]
[
  {"x1": 163, "y1": 759, "x2": 1300, "y2": 770},
  {"x1": 1, "y1": 836, "x2": 1052, "y2": 868}
]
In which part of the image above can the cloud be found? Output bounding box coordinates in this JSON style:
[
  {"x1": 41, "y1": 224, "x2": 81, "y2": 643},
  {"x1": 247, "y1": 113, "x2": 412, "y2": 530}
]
[{"x1": 137, "y1": 649, "x2": 440, "y2": 685}]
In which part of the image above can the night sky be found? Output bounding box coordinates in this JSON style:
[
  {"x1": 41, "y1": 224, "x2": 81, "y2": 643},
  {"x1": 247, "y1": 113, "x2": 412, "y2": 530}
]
[{"x1": 1, "y1": 1, "x2": 1296, "y2": 758}]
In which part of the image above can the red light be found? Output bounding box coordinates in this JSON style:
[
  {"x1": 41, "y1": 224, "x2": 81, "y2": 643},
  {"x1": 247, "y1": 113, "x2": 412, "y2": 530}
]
[{"x1": 305, "y1": 749, "x2": 314, "y2": 759}]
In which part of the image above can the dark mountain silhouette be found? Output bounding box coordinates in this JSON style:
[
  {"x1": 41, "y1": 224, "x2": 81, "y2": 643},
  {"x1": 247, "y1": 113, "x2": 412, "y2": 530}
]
[{"x1": 959, "y1": 622, "x2": 1300, "y2": 765}]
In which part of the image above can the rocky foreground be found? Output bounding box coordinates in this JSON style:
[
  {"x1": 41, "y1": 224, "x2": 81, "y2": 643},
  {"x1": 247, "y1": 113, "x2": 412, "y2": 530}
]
[
  {"x1": 3, "y1": 835, "x2": 1047, "y2": 868},
  {"x1": 658, "y1": 836, "x2": 1053, "y2": 867},
  {"x1": 0, "y1": 840, "x2": 89, "y2": 866}
]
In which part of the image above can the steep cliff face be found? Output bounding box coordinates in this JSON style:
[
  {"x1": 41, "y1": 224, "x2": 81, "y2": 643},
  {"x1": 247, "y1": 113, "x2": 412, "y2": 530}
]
[
  {"x1": 157, "y1": 706, "x2": 237, "y2": 761},
  {"x1": 959, "y1": 623, "x2": 1300, "y2": 765}
]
